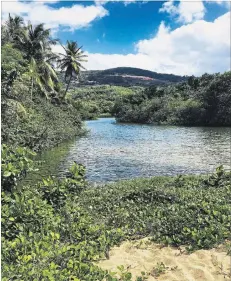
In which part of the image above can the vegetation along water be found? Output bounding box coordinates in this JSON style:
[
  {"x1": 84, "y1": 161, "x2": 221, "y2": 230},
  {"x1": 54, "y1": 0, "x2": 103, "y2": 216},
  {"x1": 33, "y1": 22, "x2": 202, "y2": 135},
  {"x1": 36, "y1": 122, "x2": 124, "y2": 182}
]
[{"x1": 1, "y1": 14, "x2": 231, "y2": 281}]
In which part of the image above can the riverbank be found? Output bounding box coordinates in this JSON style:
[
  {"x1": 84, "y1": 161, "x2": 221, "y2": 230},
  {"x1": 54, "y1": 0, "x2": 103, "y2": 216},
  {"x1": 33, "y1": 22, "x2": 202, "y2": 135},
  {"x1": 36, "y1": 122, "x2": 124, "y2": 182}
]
[
  {"x1": 2, "y1": 147, "x2": 231, "y2": 280},
  {"x1": 79, "y1": 169, "x2": 231, "y2": 251},
  {"x1": 2, "y1": 94, "x2": 86, "y2": 152}
]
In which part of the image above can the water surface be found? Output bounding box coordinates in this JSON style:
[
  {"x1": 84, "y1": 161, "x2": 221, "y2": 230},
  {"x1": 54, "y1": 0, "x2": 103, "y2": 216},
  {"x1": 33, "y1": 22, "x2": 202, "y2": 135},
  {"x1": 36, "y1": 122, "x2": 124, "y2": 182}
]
[{"x1": 36, "y1": 118, "x2": 230, "y2": 182}]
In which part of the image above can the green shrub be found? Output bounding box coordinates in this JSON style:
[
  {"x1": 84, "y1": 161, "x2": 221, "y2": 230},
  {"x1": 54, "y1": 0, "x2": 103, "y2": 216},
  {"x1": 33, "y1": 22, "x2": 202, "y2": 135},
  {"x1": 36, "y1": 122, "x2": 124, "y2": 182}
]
[
  {"x1": 69, "y1": 85, "x2": 144, "y2": 119},
  {"x1": 2, "y1": 96, "x2": 85, "y2": 151},
  {"x1": 1, "y1": 145, "x2": 125, "y2": 280},
  {"x1": 1, "y1": 144, "x2": 36, "y2": 191},
  {"x1": 79, "y1": 167, "x2": 231, "y2": 252},
  {"x1": 113, "y1": 72, "x2": 231, "y2": 126}
]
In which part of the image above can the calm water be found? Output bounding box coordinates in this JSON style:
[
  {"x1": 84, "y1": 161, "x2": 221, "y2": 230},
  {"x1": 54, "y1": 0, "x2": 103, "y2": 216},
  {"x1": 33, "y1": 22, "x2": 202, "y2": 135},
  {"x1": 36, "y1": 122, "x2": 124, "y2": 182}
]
[{"x1": 35, "y1": 118, "x2": 230, "y2": 183}]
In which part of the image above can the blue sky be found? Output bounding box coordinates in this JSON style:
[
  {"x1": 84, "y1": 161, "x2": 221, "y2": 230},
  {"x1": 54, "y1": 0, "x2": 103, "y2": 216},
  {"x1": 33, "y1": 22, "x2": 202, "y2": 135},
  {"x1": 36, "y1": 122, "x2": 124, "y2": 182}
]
[
  {"x1": 50, "y1": 1, "x2": 228, "y2": 54},
  {"x1": 2, "y1": 1, "x2": 230, "y2": 75},
  {"x1": 52, "y1": 1, "x2": 165, "y2": 54}
]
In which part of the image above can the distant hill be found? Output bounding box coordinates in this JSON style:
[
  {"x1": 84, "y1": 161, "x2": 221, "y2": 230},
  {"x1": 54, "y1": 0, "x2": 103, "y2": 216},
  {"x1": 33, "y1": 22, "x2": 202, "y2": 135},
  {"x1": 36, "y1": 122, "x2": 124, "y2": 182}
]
[
  {"x1": 100, "y1": 67, "x2": 187, "y2": 82},
  {"x1": 65, "y1": 67, "x2": 188, "y2": 87}
]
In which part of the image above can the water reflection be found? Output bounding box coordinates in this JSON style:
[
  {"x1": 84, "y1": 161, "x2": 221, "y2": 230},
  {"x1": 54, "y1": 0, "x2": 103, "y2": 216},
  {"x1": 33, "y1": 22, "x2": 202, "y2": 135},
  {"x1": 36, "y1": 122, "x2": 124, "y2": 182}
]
[{"x1": 58, "y1": 118, "x2": 230, "y2": 182}]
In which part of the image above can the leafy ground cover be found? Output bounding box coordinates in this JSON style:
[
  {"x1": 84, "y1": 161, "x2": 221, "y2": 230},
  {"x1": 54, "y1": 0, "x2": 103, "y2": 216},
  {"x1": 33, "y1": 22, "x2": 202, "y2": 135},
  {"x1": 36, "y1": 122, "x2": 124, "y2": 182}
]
[
  {"x1": 79, "y1": 168, "x2": 231, "y2": 252},
  {"x1": 1, "y1": 145, "x2": 144, "y2": 281},
  {"x1": 2, "y1": 144, "x2": 230, "y2": 280}
]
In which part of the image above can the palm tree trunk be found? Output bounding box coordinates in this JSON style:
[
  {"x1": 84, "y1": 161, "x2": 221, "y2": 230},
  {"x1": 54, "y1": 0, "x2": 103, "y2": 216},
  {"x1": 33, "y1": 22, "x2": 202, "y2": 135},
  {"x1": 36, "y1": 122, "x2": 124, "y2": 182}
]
[
  {"x1": 31, "y1": 78, "x2": 34, "y2": 100},
  {"x1": 63, "y1": 75, "x2": 72, "y2": 99}
]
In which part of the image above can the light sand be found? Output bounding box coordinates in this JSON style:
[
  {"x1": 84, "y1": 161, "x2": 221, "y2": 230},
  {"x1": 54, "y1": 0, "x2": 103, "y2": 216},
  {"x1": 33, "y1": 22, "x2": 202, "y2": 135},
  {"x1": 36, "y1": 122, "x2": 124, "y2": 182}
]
[{"x1": 97, "y1": 238, "x2": 231, "y2": 281}]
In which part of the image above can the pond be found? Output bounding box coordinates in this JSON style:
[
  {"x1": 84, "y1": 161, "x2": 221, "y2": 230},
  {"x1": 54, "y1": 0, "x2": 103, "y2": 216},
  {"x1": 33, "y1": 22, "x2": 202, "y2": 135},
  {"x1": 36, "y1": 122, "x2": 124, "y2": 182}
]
[{"x1": 33, "y1": 118, "x2": 230, "y2": 183}]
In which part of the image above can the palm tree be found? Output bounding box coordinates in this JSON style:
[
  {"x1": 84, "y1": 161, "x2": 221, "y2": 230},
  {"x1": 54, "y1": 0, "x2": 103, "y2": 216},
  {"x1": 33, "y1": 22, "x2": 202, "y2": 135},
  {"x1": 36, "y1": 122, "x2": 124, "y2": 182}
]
[
  {"x1": 15, "y1": 22, "x2": 56, "y2": 61},
  {"x1": 15, "y1": 22, "x2": 58, "y2": 99},
  {"x1": 5, "y1": 14, "x2": 24, "y2": 42},
  {"x1": 57, "y1": 41, "x2": 87, "y2": 99},
  {"x1": 24, "y1": 57, "x2": 58, "y2": 100},
  {"x1": 38, "y1": 58, "x2": 59, "y2": 98}
]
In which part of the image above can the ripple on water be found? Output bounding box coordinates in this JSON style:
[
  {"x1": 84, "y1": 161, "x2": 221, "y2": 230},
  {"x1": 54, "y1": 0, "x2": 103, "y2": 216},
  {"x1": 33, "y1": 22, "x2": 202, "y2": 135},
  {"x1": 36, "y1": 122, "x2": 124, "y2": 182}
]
[{"x1": 53, "y1": 118, "x2": 230, "y2": 182}]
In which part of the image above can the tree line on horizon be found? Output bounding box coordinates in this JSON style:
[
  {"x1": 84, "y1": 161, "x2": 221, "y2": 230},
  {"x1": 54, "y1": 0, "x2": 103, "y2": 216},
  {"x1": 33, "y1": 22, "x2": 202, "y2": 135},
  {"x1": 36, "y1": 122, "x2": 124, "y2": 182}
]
[{"x1": 112, "y1": 71, "x2": 231, "y2": 126}]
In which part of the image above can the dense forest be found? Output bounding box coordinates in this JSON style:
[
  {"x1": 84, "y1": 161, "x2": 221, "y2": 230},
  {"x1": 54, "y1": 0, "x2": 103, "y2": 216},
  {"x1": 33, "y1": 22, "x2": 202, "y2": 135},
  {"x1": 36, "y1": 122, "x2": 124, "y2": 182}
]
[
  {"x1": 1, "y1": 15, "x2": 86, "y2": 151},
  {"x1": 68, "y1": 85, "x2": 143, "y2": 119},
  {"x1": 112, "y1": 72, "x2": 231, "y2": 126},
  {"x1": 1, "y1": 15, "x2": 231, "y2": 281}
]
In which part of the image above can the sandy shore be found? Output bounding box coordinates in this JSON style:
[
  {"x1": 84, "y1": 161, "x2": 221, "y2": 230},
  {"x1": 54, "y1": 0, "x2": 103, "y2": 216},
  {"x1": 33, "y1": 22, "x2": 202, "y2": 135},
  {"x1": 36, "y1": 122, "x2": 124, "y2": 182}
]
[{"x1": 97, "y1": 238, "x2": 231, "y2": 281}]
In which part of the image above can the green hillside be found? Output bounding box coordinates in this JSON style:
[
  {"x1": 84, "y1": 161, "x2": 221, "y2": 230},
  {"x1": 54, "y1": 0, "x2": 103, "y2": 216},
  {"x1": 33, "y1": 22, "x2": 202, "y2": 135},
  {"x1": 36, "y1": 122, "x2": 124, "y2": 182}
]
[{"x1": 64, "y1": 67, "x2": 188, "y2": 87}]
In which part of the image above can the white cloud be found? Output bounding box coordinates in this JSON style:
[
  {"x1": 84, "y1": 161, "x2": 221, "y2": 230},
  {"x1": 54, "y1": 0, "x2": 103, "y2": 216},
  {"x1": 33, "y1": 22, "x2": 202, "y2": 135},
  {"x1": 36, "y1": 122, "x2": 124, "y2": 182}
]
[
  {"x1": 75, "y1": 12, "x2": 230, "y2": 76},
  {"x1": 178, "y1": 1, "x2": 206, "y2": 23},
  {"x1": 52, "y1": 44, "x2": 65, "y2": 56},
  {"x1": 1, "y1": 1, "x2": 108, "y2": 30},
  {"x1": 159, "y1": 0, "x2": 206, "y2": 23},
  {"x1": 86, "y1": 52, "x2": 153, "y2": 71},
  {"x1": 159, "y1": 0, "x2": 230, "y2": 23},
  {"x1": 94, "y1": 0, "x2": 145, "y2": 6},
  {"x1": 4, "y1": 1, "x2": 230, "y2": 76},
  {"x1": 159, "y1": 0, "x2": 178, "y2": 17}
]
